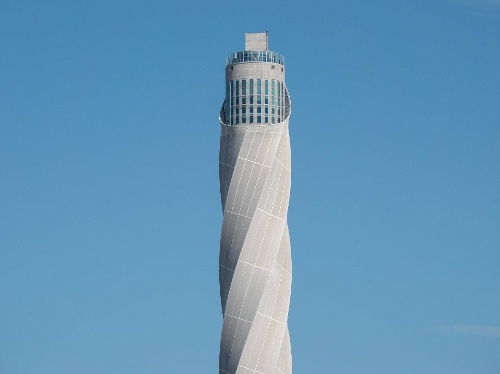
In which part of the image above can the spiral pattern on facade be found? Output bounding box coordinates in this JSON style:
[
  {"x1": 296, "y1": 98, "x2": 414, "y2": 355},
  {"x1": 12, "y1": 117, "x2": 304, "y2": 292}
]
[{"x1": 218, "y1": 82, "x2": 292, "y2": 374}]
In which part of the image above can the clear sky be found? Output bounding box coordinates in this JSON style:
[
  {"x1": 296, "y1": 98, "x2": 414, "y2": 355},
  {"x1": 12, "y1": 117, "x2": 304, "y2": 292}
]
[{"x1": 1, "y1": 0, "x2": 499, "y2": 373}]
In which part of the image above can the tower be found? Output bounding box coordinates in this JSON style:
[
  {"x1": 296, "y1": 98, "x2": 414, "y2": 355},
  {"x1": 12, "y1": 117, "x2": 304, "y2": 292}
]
[{"x1": 218, "y1": 32, "x2": 292, "y2": 374}]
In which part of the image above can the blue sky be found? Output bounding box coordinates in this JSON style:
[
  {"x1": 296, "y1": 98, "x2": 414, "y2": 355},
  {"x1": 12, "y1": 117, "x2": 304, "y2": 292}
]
[{"x1": 1, "y1": 0, "x2": 499, "y2": 373}]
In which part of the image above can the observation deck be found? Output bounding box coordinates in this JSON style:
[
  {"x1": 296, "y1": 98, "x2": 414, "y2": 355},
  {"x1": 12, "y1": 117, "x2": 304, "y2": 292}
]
[{"x1": 226, "y1": 50, "x2": 285, "y2": 66}]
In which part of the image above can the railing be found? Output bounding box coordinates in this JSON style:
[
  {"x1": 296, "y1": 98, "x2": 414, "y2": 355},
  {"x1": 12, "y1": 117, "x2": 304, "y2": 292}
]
[{"x1": 226, "y1": 50, "x2": 285, "y2": 66}]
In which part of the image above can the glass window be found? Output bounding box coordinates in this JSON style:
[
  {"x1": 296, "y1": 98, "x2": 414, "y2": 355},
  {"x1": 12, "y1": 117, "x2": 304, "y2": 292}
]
[
  {"x1": 250, "y1": 95, "x2": 253, "y2": 105},
  {"x1": 257, "y1": 107, "x2": 261, "y2": 114},
  {"x1": 265, "y1": 107, "x2": 268, "y2": 114},
  {"x1": 265, "y1": 80, "x2": 268, "y2": 95},
  {"x1": 257, "y1": 79, "x2": 261, "y2": 95},
  {"x1": 250, "y1": 106, "x2": 254, "y2": 114},
  {"x1": 272, "y1": 116, "x2": 275, "y2": 124},
  {"x1": 242, "y1": 80, "x2": 246, "y2": 95},
  {"x1": 257, "y1": 95, "x2": 261, "y2": 105},
  {"x1": 236, "y1": 80, "x2": 239, "y2": 96},
  {"x1": 242, "y1": 97, "x2": 246, "y2": 105},
  {"x1": 265, "y1": 97, "x2": 268, "y2": 105},
  {"x1": 265, "y1": 116, "x2": 268, "y2": 123},
  {"x1": 242, "y1": 107, "x2": 246, "y2": 114},
  {"x1": 250, "y1": 79, "x2": 254, "y2": 94},
  {"x1": 257, "y1": 115, "x2": 261, "y2": 123},
  {"x1": 230, "y1": 81, "x2": 233, "y2": 107},
  {"x1": 250, "y1": 115, "x2": 254, "y2": 123},
  {"x1": 242, "y1": 116, "x2": 246, "y2": 124}
]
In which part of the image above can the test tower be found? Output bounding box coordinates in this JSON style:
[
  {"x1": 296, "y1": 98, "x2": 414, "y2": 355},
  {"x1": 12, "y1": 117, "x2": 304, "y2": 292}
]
[{"x1": 218, "y1": 32, "x2": 293, "y2": 374}]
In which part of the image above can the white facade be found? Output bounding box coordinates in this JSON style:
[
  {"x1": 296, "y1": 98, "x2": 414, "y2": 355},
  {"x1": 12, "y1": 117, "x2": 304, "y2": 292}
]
[{"x1": 218, "y1": 33, "x2": 292, "y2": 374}]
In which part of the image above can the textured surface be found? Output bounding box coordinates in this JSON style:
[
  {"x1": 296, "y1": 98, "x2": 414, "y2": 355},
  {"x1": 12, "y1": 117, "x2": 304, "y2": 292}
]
[{"x1": 218, "y1": 113, "x2": 292, "y2": 374}]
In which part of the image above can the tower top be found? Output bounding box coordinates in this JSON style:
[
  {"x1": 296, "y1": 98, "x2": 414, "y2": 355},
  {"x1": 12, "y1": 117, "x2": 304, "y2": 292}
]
[
  {"x1": 226, "y1": 31, "x2": 284, "y2": 67},
  {"x1": 245, "y1": 32, "x2": 268, "y2": 51}
]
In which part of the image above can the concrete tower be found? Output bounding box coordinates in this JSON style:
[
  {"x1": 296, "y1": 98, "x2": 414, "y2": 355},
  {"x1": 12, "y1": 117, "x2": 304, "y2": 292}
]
[{"x1": 218, "y1": 32, "x2": 292, "y2": 374}]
